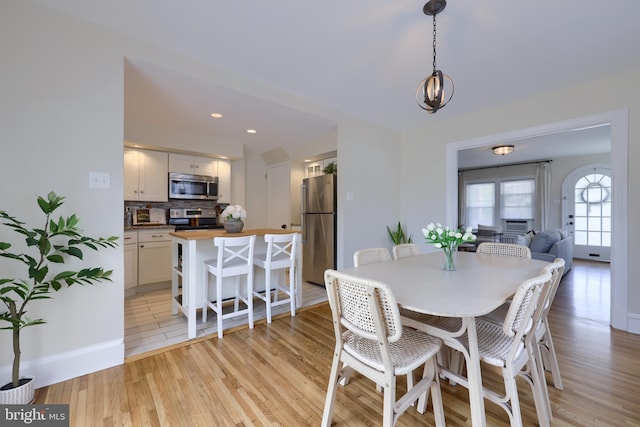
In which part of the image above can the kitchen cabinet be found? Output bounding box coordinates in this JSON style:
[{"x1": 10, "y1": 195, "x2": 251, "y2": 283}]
[
  {"x1": 169, "y1": 154, "x2": 230, "y2": 202},
  {"x1": 138, "y1": 229, "x2": 172, "y2": 285},
  {"x1": 169, "y1": 153, "x2": 217, "y2": 176},
  {"x1": 124, "y1": 148, "x2": 168, "y2": 201},
  {"x1": 304, "y1": 157, "x2": 337, "y2": 178},
  {"x1": 305, "y1": 161, "x2": 323, "y2": 178},
  {"x1": 216, "y1": 159, "x2": 231, "y2": 203},
  {"x1": 123, "y1": 231, "x2": 138, "y2": 293}
]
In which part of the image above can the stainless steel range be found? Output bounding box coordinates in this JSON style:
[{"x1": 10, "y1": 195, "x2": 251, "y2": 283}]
[{"x1": 168, "y1": 208, "x2": 223, "y2": 231}]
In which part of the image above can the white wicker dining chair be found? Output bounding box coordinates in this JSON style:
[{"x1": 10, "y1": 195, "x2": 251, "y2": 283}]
[
  {"x1": 252, "y1": 233, "x2": 298, "y2": 324},
  {"x1": 476, "y1": 242, "x2": 532, "y2": 259},
  {"x1": 446, "y1": 271, "x2": 553, "y2": 427},
  {"x1": 535, "y1": 258, "x2": 566, "y2": 388},
  {"x1": 322, "y1": 270, "x2": 445, "y2": 427},
  {"x1": 476, "y1": 258, "x2": 565, "y2": 422},
  {"x1": 353, "y1": 247, "x2": 391, "y2": 266},
  {"x1": 392, "y1": 243, "x2": 421, "y2": 260},
  {"x1": 481, "y1": 258, "x2": 565, "y2": 384},
  {"x1": 202, "y1": 235, "x2": 256, "y2": 338}
]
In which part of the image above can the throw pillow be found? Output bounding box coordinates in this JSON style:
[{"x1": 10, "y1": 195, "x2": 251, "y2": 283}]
[
  {"x1": 515, "y1": 233, "x2": 533, "y2": 247},
  {"x1": 529, "y1": 230, "x2": 562, "y2": 253}
]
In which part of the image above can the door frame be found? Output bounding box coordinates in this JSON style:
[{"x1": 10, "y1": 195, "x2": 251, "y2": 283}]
[
  {"x1": 266, "y1": 161, "x2": 291, "y2": 230},
  {"x1": 444, "y1": 109, "x2": 629, "y2": 332}
]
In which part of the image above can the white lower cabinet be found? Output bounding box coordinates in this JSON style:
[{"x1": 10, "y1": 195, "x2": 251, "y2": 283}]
[
  {"x1": 137, "y1": 229, "x2": 173, "y2": 285},
  {"x1": 124, "y1": 231, "x2": 138, "y2": 291}
]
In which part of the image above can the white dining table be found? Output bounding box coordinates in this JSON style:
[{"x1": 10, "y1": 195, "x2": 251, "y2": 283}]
[{"x1": 339, "y1": 250, "x2": 548, "y2": 427}]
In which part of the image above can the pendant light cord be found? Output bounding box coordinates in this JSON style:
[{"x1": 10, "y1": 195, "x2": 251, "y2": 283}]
[{"x1": 432, "y1": 14, "x2": 437, "y2": 73}]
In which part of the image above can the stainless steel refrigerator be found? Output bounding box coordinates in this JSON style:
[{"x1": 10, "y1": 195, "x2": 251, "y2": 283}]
[{"x1": 301, "y1": 174, "x2": 336, "y2": 285}]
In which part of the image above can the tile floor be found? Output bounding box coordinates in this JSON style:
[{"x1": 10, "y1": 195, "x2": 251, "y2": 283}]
[{"x1": 124, "y1": 280, "x2": 327, "y2": 357}]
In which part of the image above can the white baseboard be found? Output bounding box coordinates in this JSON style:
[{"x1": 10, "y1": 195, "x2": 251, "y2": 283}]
[
  {"x1": 1, "y1": 339, "x2": 124, "y2": 389},
  {"x1": 627, "y1": 313, "x2": 640, "y2": 334}
]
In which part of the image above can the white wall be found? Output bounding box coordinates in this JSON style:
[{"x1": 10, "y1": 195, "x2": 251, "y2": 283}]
[
  {"x1": 337, "y1": 120, "x2": 402, "y2": 269},
  {"x1": 0, "y1": 1, "x2": 126, "y2": 386}
]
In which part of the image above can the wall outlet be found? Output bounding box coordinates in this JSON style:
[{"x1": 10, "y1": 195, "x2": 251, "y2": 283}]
[{"x1": 89, "y1": 171, "x2": 111, "y2": 189}]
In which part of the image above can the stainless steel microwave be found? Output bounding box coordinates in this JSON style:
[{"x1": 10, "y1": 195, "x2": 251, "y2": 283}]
[{"x1": 168, "y1": 172, "x2": 218, "y2": 200}]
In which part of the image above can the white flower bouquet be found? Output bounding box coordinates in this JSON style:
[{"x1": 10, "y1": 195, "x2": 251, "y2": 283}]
[
  {"x1": 422, "y1": 222, "x2": 476, "y2": 270},
  {"x1": 221, "y1": 204, "x2": 247, "y2": 221}
]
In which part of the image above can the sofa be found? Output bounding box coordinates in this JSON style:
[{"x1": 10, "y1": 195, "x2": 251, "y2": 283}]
[{"x1": 515, "y1": 229, "x2": 573, "y2": 275}]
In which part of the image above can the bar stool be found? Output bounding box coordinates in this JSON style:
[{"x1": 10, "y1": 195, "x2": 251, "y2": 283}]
[
  {"x1": 202, "y1": 235, "x2": 256, "y2": 338},
  {"x1": 253, "y1": 233, "x2": 298, "y2": 323}
]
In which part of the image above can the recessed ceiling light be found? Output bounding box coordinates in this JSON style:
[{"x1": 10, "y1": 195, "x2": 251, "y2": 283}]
[
  {"x1": 210, "y1": 113, "x2": 222, "y2": 118},
  {"x1": 247, "y1": 129, "x2": 257, "y2": 134},
  {"x1": 219, "y1": 156, "x2": 228, "y2": 159}
]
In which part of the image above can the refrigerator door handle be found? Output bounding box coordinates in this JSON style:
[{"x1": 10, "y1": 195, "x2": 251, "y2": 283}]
[
  {"x1": 302, "y1": 214, "x2": 307, "y2": 243},
  {"x1": 301, "y1": 183, "x2": 308, "y2": 214},
  {"x1": 301, "y1": 183, "x2": 308, "y2": 243}
]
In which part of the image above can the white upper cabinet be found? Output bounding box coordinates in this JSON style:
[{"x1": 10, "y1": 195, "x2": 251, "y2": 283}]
[
  {"x1": 216, "y1": 159, "x2": 231, "y2": 204},
  {"x1": 124, "y1": 148, "x2": 168, "y2": 201},
  {"x1": 305, "y1": 161, "x2": 323, "y2": 178},
  {"x1": 305, "y1": 157, "x2": 337, "y2": 178},
  {"x1": 169, "y1": 153, "x2": 217, "y2": 176}
]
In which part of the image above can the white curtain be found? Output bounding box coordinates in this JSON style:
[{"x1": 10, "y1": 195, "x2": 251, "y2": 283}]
[
  {"x1": 535, "y1": 162, "x2": 551, "y2": 231},
  {"x1": 458, "y1": 171, "x2": 466, "y2": 228}
]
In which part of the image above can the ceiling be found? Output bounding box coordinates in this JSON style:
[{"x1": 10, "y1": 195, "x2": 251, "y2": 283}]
[{"x1": 34, "y1": 0, "x2": 639, "y2": 162}]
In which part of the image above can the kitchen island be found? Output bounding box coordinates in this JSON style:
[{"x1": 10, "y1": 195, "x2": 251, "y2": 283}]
[{"x1": 170, "y1": 228, "x2": 302, "y2": 339}]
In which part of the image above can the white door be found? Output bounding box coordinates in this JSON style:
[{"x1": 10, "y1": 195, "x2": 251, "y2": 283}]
[
  {"x1": 563, "y1": 165, "x2": 611, "y2": 262},
  {"x1": 266, "y1": 162, "x2": 291, "y2": 230}
]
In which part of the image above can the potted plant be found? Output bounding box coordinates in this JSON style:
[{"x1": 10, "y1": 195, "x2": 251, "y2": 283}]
[
  {"x1": 221, "y1": 204, "x2": 247, "y2": 233},
  {"x1": 322, "y1": 161, "x2": 337, "y2": 175},
  {"x1": 0, "y1": 192, "x2": 118, "y2": 404},
  {"x1": 387, "y1": 221, "x2": 412, "y2": 245}
]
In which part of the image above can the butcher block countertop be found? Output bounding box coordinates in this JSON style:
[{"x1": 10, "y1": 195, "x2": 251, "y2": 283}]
[{"x1": 170, "y1": 228, "x2": 297, "y2": 241}]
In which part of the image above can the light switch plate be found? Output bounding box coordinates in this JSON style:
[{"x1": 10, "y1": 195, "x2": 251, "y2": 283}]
[{"x1": 89, "y1": 171, "x2": 111, "y2": 189}]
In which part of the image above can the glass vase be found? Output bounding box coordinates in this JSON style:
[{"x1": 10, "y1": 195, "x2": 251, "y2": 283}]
[{"x1": 442, "y1": 248, "x2": 456, "y2": 271}]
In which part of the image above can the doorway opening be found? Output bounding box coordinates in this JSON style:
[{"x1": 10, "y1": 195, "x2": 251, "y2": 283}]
[{"x1": 445, "y1": 110, "x2": 628, "y2": 331}]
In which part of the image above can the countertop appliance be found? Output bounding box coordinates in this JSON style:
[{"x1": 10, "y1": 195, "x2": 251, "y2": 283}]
[
  {"x1": 169, "y1": 172, "x2": 218, "y2": 201},
  {"x1": 301, "y1": 174, "x2": 336, "y2": 285},
  {"x1": 133, "y1": 208, "x2": 167, "y2": 226},
  {"x1": 168, "y1": 208, "x2": 223, "y2": 231}
]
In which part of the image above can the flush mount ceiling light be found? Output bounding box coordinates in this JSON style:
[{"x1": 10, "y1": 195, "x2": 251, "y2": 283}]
[
  {"x1": 492, "y1": 145, "x2": 515, "y2": 155},
  {"x1": 416, "y1": 0, "x2": 454, "y2": 114}
]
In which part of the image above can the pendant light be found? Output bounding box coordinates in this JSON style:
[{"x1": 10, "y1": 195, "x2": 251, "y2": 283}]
[{"x1": 416, "y1": 0, "x2": 454, "y2": 114}]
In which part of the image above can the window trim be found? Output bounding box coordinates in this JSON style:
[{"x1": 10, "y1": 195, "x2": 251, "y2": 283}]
[{"x1": 463, "y1": 175, "x2": 536, "y2": 228}]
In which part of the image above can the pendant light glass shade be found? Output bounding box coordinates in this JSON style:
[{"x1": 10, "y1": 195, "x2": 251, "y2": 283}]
[
  {"x1": 492, "y1": 145, "x2": 515, "y2": 155},
  {"x1": 416, "y1": 70, "x2": 454, "y2": 114}
]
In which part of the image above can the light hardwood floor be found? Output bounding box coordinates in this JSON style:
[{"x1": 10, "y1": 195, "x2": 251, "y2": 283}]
[{"x1": 35, "y1": 260, "x2": 640, "y2": 426}]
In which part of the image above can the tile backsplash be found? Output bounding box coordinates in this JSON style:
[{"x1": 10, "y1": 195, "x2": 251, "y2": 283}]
[{"x1": 124, "y1": 200, "x2": 228, "y2": 223}]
